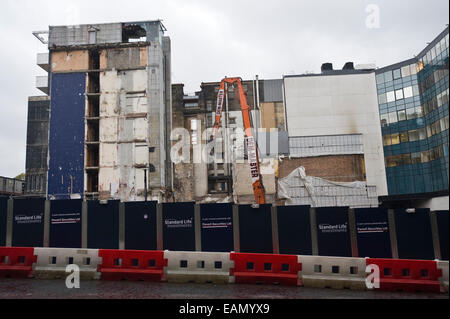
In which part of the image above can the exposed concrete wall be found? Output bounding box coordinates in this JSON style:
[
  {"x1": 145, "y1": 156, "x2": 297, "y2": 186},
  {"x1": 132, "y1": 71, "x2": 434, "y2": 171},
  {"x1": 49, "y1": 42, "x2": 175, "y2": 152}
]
[
  {"x1": 51, "y1": 50, "x2": 89, "y2": 72},
  {"x1": 233, "y1": 159, "x2": 277, "y2": 197},
  {"x1": 107, "y1": 47, "x2": 145, "y2": 70},
  {"x1": 147, "y1": 42, "x2": 166, "y2": 192},
  {"x1": 98, "y1": 69, "x2": 149, "y2": 201},
  {"x1": 284, "y1": 73, "x2": 388, "y2": 196}
]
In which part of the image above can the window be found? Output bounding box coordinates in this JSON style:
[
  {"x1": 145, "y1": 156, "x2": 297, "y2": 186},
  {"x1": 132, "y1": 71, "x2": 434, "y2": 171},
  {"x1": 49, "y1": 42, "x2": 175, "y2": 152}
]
[
  {"x1": 384, "y1": 71, "x2": 393, "y2": 82},
  {"x1": 387, "y1": 91, "x2": 395, "y2": 103},
  {"x1": 383, "y1": 134, "x2": 391, "y2": 146},
  {"x1": 406, "y1": 108, "x2": 416, "y2": 120},
  {"x1": 388, "y1": 111, "x2": 398, "y2": 124},
  {"x1": 400, "y1": 132, "x2": 409, "y2": 143},
  {"x1": 410, "y1": 64, "x2": 417, "y2": 76},
  {"x1": 378, "y1": 93, "x2": 387, "y2": 104},
  {"x1": 411, "y1": 152, "x2": 421, "y2": 164},
  {"x1": 418, "y1": 128, "x2": 427, "y2": 140},
  {"x1": 421, "y1": 151, "x2": 430, "y2": 163},
  {"x1": 415, "y1": 106, "x2": 423, "y2": 118},
  {"x1": 391, "y1": 133, "x2": 400, "y2": 145},
  {"x1": 412, "y1": 85, "x2": 420, "y2": 96},
  {"x1": 393, "y1": 69, "x2": 402, "y2": 79},
  {"x1": 403, "y1": 86, "x2": 413, "y2": 99},
  {"x1": 397, "y1": 110, "x2": 406, "y2": 122},
  {"x1": 386, "y1": 155, "x2": 402, "y2": 167},
  {"x1": 401, "y1": 65, "x2": 411, "y2": 78},
  {"x1": 401, "y1": 154, "x2": 411, "y2": 165},
  {"x1": 395, "y1": 89, "x2": 404, "y2": 100},
  {"x1": 380, "y1": 114, "x2": 389, "y2": 127},
  {"x1": 409, "y1": 130, "x2": 419, "y2": 142},
  {"x1": 376, "y1": 74, "x2": 385, "y2": 85}
]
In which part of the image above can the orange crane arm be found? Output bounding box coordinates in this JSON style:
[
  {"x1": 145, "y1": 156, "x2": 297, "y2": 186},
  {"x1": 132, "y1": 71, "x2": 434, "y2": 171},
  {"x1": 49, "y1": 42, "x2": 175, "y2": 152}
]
[{"x1": 213, "y1": 77, "x2": 266, "y2": 206}]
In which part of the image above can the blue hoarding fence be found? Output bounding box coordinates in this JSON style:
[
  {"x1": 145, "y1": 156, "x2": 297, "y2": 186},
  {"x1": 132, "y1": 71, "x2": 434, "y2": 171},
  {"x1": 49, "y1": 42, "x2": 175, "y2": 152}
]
[{"x1": 0, "y1": 198, "x2": 446, "y2": 260}]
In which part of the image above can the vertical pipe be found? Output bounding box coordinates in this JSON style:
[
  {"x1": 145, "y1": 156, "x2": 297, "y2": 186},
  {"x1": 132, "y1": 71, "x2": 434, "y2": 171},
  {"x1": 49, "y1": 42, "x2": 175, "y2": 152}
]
[
  {"x1": 119, "y1": 202, "x2": 125, "y2": 250},
  {"x1": 348, "y1": 208, "x2": 359, "y2": 257},
  {"x1": 232, "y1": 205, "x2": 240, "y2": 253},
  {"x1": 271, "y1": 205, "x2": 279, "y2": 254},
  {"x1": 6, "y1": 199, "x2": 13, "y2": 247},
  {"x1": 81, "y1": 200, "x2": 88, "y2": 249},
  {"x1": 310, "y1": 207, "x2": 319, "y2": 256},
  {"x1": 157, "y1": 203, "x2": 163, "y2": 250},
  {"x1": 430, "y1": 211, "x2": 442, "y2": 260},
  {"x1": 43, "y1": 200, "x2": 51, "y2": 247},
  {"x1": 194, "y1": 204, "x2": 202, "y2": 252},
  {"x1": 388, "y1": 209, "x2": 399, "y2": 259},
  {"x1": 144, "y1": 168, "x2": 148, "y2": 202}
]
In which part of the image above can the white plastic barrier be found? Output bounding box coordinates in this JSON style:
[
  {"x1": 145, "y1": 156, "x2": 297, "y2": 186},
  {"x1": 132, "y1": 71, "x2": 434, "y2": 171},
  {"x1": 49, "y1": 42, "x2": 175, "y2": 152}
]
[
  {"x1": 437, "y1": 260, "x2": 449, "y2": 292},
  {"x1": 299, "y1": 255, "x2": 367, "y2": 290},
  {"x1": 33, "y1": 248, "x2": 102, "y2": 280},
  {"x1": 164, "y1": 251, "x2": 233, "y2": 284}
]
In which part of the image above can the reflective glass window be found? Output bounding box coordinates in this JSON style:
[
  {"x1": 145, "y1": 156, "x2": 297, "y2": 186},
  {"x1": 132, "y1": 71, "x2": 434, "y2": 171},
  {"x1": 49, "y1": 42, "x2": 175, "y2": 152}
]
[
  {"x1": 409, "y1": 130, "x2": 419, "y2": 142},
  {"x1": 387, "y1": 91, "x2": 395, "y2": 103},
  {"x1": 410, "y1": 64, "x2": 417, "y2": 76},
  {"x1": 421, "y1": 151, "x2": 430, "y2": 163},
  {"x1": 418, "y1": 128, "x2": 427, "y2": 140},
  {"x1": 376, "y1": 74, "x2": 384, "y2": 84},
  {"x1": 411, "y1": 152, "x2": 421, "y2": 164},
  {"x1": 395, "y1": 89, "x2": 404, "y2": 100},
  {"x1": 383, "y1": 134, "x2": 391, "y2": 146},
  {"x1": 402, "y1": 154, "x2": 411, "y2": 165},
  {"x1": 398, "y1": 110, "x2": 406, "y2": 121},
  {"x1": 391, "y1": 133, "x2": 400, "y2": 145},
  {"x1": 406, "y1": 107, "x2": 416, "y2": 120},
  {"x1": 380, "y1": 114, "x2": 389, "y2": 127},
  {"x1": 378, "y1": 93, "x2": 387, "y2": 104},
  {"x1": 401, "y1": 65, "x2": 411, "y2": 78},
  {"x1": 384, "y1": 71, "x2": 393, "y2": 82},
  {"x1": 400, "y1": 132, "x2": 409, "y2": 143},
  {"x1": 388, "y1": 111, "x2": 398, "y2": 124},
  {"x1": 403, "y1": 86, "x2": 413, "y2": 99},
  {"x1": 393, "y1": 69, "x2": 401, "y2": 79}
]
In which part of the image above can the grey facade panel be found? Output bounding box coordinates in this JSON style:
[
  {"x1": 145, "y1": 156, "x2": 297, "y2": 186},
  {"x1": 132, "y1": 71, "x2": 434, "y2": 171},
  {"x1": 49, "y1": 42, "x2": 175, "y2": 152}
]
[
  {"x1": 263, "y1": 79, "x2": 283, "y2": 102},
  {"x1": 49, "y1": 23, "x2": 122, "y2": 47},
  {"x1": 289, "y1": 134, "x2": 364, "y2": 157}
]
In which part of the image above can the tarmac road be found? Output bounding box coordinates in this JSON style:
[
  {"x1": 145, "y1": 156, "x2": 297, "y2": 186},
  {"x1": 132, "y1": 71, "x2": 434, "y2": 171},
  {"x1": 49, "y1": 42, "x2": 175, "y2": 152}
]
[{"x1": 0, "y1": 279, "x2": 447, "y2": 299}]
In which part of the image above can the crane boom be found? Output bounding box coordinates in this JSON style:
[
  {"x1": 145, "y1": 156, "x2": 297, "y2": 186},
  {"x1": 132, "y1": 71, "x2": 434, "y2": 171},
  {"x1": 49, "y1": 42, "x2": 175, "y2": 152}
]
[{"x1": 213, "y1": 77, "x2": 266, "y2": 206}]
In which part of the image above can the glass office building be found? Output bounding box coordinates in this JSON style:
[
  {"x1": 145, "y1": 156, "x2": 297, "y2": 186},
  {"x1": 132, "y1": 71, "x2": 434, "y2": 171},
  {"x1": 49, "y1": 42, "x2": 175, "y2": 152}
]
[{"x1": 376, "y1": 27, "x2": 449, "y2": 195}]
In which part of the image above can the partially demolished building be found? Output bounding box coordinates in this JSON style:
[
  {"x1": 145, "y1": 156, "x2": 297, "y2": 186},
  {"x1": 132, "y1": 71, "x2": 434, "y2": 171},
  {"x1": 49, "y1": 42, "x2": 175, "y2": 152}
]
[{"x1": 29, "y1": 20, "x2": 172, "y2": 201}]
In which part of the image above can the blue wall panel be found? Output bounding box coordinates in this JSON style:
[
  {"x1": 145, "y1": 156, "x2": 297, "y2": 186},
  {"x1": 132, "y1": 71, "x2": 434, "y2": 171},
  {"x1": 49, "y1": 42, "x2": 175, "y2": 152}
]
[
  {"x1": 162, "y1": 202, "x2": 195, "y2": 251},
  {"x1": 125, "y1": 201, "x2": 157, "y2": 251},
  {"x1": 48, "y1": 73, "x2": 86, "y2": 200},
  {"x1": 12, "y1": 198, "x2": 45, "y2": 247},
  {"x1": 49, "y1": 199, "x2": 82, "y2": 248},
  {"x1": 355, "y1": 208, "x2": 392, "y2": 258},
  {"x1": 238, "y1": 205, "x2": 273, "y2": 254},
  {"x1": 277, "y1": 205, "x2": 312, "y2": 255},
  {"x1": 200, "y1": 203, "x2": 234, "y2": 252},
  {"x1": 316, "y1": 207, "x2": 352, "y2": 257},
  {"x1": 436, "y1": 210, "x2": 449, "y2": 261},
  {"x1": 394, "y1": 208, "x2": 434, "y2": 260},
  {"x1": 0, "y1": 197, "x2": 7, "y2": 246},
  {"x1": 87, "y1": 201, "x2": 119, "y2": 249}
]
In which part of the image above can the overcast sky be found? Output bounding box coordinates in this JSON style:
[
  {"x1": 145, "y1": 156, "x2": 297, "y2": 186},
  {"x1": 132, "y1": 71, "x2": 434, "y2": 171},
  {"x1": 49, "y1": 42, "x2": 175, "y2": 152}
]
[{"x1": 0, "y1": 0, "x2": 448, "y2": 178}]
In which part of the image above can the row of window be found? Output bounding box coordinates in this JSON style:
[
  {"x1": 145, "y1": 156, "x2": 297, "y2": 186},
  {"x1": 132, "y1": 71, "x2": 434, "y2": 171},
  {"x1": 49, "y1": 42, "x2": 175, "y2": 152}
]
[
  {"x1": 376, "y1": 64, "x2": 419, "y2": 85},
  {"x1": 418, "y1": 62, "x2": 449, "y2": 95},
  {"x1": 422, "y1": 87, "x2": 449, "y2": 115},
  {"x1": 378, "y1": 85, "x2": 419, "y2": 104},
  {"x1": 380, "y1": 89, "x2": 449, "y2": 126},
  {"x1": 383, "y1": 115, "x2": 449, "y2": 146},
  {"x1": 419, "y1": 33, "x2": 449, "y2": 69},
  {"x1": 385, "y1": 144, "x2": 448, "y2": 168}
]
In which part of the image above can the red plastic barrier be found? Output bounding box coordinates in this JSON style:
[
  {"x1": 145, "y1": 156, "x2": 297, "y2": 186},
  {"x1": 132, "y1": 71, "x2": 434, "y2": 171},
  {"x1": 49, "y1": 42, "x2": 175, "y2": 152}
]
[
  {"x1": 366, "y1": 258, "x2": 443, "y2": 293},
  {"x1": 98, "y1": 250, "x2": 167, "y2": 282},
  {"x1": 230, "y1": 253, "x2": 302, "y2": 286},
  {"x1": 0, "y1": 247, "x2": 37, "y2": 279}
]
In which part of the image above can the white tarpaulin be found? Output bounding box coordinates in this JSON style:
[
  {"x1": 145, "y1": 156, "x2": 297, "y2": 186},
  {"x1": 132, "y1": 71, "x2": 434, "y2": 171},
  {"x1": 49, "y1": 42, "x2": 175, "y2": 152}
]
[{"x1": 278, "y1": 166, "x2": 378, "y2": 208}]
